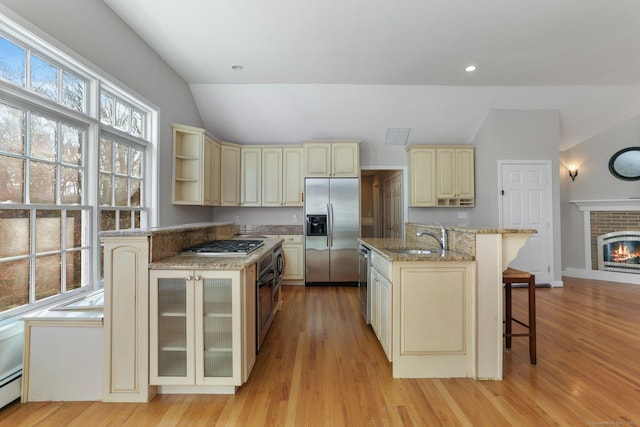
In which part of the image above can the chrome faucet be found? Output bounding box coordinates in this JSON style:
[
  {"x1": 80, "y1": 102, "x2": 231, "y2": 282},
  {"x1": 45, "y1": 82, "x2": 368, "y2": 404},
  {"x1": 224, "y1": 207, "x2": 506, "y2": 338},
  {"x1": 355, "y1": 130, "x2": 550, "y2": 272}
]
[{"x1": 416, "y1": 222, "x2": 447, "y2": 250}]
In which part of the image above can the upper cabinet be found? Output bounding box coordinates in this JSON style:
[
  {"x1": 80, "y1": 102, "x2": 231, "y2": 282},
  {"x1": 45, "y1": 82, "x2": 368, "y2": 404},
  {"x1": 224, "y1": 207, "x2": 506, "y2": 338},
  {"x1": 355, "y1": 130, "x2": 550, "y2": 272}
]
[
  {"x1": 408, "y1": 147, "x2": 437, "y2": 207},
  {"x1": 172, "y1": 123, "x2": 220, "y2": 206},
  {"x1": 239, "y1": 145, "x2": 304, "y2": 207},
  {"x1": 282, "y1": 147, "x2": 304, "y2": 206},
  {"x1": 241, "y1": 146, "x2": 262, "y2": 206},
  {"x1": 303, "y1": 141, "x2": 360, "y2": 177},
  {"x1": 220, "y1": 143, "x2": 241, "y2": 206},
  {"x1": 172, "y1": 123, "x2": 240, "y2": 206},
  {"x1": 435, "y1": 147, "x2": 474, "y2": 207},
  {"x1": 261, "y1": 147, "x2": 283, "y2": 207},
  {"x1": 408, "y1": 145, "x2": 475, "y2": 207}
]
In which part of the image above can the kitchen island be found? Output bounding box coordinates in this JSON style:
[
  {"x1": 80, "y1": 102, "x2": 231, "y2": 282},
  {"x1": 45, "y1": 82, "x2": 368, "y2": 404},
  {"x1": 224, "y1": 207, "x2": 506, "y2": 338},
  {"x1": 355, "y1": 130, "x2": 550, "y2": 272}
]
[
  {"x1": 360, "y1": 223, "x2": 534, "y2": 380},
  {"x1": 100, "y1": 222, "x2": 283, "y2": 402}
]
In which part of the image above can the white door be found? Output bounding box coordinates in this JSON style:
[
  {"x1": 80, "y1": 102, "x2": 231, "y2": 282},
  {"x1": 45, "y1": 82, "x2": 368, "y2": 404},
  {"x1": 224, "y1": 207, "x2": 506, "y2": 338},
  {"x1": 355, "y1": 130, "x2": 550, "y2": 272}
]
[
  {"x1": 499, "y1": 161, "x2": 552, "y2": 284},
  {"x1": 383, "y1": 173, "x2": 403, "y2": 239}
]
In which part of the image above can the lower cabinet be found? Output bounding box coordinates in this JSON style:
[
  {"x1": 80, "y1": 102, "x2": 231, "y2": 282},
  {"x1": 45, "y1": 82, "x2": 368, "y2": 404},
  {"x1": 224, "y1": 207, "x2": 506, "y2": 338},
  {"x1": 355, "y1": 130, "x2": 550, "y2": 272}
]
[
  {"x1": 280, "y1": 235, "x2": 304, "y2": 281},
  {"x1": 149, "y1": 269, "x2": 248, "y2": 390},
  {"x1": 379, "y1": 271, "x2": 392, "y2": 360},
  {"x1": 391, "y1": 261, "x2": 476, "y2": 378},
  {"x1": 371, "y1": 250, "x2": 392, "y2": 362}
]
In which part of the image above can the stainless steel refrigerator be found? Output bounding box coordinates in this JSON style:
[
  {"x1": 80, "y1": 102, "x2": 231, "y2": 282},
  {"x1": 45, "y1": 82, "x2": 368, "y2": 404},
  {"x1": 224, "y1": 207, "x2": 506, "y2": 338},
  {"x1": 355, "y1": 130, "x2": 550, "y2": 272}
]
[{"x1": 304, "y1": 178, "x2": 360, "y2": 285}]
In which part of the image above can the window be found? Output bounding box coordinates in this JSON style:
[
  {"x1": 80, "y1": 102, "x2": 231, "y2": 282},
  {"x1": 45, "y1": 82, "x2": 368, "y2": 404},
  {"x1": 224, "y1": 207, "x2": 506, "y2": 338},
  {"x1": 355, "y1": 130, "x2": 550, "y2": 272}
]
[
  {"x1": 99, "y1": 135, "x2": 144, "y2": 231},
  {"x1": 0, "y1": 21, "x2": 156, "y2": 320}
]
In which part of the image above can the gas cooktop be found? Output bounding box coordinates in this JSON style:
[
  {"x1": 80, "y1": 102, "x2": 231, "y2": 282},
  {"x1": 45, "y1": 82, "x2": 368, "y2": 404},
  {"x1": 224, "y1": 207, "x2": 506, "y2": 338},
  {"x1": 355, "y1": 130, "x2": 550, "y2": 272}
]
[{"x1": 181, "y1": 239, "x2": 264, "y2": 257}]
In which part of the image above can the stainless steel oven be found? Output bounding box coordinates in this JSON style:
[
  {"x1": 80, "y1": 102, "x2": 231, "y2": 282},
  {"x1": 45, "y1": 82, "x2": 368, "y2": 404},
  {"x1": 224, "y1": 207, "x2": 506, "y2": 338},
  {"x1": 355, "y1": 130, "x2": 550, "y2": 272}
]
[
  {"x1": 256, "y1": 249, "x2": 275, "y2": 352},
  {"x1": 272, "y1": 243, "x2": 284, "y2": 303}
]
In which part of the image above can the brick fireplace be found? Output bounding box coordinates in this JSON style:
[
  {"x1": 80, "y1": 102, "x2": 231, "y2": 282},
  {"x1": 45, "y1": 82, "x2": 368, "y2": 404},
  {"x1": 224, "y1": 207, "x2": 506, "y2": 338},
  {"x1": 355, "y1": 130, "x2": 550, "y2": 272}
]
[
  {"x1": 590, "y1": 211, "x2": 640, "y2": 271},
  {"x1": 571, "y1": 199, "x2": 640, "y2": 284}
]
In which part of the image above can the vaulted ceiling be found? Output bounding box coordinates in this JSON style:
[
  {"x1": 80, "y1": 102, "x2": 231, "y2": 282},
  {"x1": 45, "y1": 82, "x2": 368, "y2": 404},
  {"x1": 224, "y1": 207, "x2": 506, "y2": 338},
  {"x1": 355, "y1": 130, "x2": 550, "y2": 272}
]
[{"x1": 104, "y1": 0, "x2": 640, "y2": 150}]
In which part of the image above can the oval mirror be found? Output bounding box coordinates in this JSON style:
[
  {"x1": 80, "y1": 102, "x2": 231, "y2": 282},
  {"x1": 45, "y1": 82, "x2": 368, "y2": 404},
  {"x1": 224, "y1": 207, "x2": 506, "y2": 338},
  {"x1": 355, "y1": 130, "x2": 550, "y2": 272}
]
[{"x1": 608, "y1": 147, "x2": 640, "y2": 181}]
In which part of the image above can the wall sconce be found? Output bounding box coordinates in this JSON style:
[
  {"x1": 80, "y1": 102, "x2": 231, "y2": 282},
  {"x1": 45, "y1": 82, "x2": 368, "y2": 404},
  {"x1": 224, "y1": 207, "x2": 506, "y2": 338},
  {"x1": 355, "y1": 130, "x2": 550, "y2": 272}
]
[{"x1": 568, "y1": 165, "x2": 578, "y2": 181}]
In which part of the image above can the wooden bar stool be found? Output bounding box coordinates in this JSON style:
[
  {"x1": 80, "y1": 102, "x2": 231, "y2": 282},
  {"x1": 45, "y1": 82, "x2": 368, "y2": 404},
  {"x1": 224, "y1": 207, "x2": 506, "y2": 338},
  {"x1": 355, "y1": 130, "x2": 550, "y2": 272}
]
[{"x1": 503, "y1": 267, "x2": 537, "y2": 364}]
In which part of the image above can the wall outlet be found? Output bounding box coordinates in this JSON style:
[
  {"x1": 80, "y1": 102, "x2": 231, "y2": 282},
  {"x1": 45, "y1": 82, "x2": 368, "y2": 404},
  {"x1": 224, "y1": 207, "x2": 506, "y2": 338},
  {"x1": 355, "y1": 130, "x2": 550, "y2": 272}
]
[
  {"x1": 293, "y1": 214, "x2": 298, "y2": 222},
  {"x1": 234, "y1": 215, "x2": 240, "y2": 223}
]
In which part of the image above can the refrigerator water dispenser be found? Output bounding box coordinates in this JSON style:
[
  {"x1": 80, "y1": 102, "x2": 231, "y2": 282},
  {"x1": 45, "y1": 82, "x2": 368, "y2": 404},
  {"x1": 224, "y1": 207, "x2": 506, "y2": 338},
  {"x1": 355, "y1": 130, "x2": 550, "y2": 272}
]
[{"x1": 306, "y1": 215, "x2": 327, "y2": 236}]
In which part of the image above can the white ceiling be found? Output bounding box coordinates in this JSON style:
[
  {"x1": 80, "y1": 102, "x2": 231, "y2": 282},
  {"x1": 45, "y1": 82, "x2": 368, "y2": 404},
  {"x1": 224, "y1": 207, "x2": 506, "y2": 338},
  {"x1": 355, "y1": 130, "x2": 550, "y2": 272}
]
[{"x1": 104, "y1": 0, "x2": 640, "y2": 150}]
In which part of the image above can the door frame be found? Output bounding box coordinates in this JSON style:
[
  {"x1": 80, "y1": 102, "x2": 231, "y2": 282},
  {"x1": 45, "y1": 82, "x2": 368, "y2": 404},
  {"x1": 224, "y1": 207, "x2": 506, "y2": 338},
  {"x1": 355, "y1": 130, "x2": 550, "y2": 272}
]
[
  {"x1": 497, "y1": 160, "x2": 555, "y2": 284},
  {"x1": 360, "y1": 167, "x2": 407, "y2": 239}
]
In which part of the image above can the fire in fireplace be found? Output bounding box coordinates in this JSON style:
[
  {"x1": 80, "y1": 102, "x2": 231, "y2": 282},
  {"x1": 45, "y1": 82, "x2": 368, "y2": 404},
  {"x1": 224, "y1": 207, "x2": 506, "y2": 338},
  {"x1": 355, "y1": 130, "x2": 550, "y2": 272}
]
[{"x1": 597, "y1": 231, "x2": 640, "y2": 273}]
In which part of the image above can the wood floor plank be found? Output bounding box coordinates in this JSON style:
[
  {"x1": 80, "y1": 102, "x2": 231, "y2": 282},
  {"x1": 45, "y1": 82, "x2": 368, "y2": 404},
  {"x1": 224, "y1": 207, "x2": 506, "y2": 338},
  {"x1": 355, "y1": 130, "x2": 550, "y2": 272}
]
[{"x1": 2, "y1": 277, "x2": 640, "y2": 426}]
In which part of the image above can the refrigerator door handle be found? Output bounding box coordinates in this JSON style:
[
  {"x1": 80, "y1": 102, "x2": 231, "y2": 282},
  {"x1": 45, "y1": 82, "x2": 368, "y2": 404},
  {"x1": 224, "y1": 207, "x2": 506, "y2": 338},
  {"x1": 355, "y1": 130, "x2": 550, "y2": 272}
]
[
  {"x1": 330, "y1": 203, "x2": 335, "y2": 247},
  {"x1": 326, "y1": 203, "x2": 331, "y2": 247}
]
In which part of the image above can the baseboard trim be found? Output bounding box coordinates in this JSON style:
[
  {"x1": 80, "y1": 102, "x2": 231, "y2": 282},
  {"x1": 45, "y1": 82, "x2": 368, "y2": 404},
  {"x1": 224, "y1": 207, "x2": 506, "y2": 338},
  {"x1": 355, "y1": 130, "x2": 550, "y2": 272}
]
[{"x1": 563, "y1": 268, "x2": 640, "y2": 285}]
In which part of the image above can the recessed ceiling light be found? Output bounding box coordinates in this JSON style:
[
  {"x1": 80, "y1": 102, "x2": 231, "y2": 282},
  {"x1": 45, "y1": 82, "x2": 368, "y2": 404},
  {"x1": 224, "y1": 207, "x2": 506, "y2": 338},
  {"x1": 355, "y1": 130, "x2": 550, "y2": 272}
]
[
  {"x1": 465, "y1": 65, "x2": 477, "y2": 72},
  {"x1": 231, "y1": 65, "x2": 244, "y2": 71}
]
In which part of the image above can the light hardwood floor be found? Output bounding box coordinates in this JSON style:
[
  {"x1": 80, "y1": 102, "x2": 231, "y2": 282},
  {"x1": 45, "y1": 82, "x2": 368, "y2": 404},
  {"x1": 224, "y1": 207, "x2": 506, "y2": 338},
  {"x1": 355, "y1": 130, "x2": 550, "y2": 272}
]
[{"x1": 2, "y1": 277, "x2": 640, "y2": 426}]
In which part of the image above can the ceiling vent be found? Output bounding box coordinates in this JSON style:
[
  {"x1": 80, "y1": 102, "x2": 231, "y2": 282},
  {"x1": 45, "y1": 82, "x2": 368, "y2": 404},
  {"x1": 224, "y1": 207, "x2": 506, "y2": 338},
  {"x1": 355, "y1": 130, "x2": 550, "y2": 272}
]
[{"x1": 385, "y1": 128, "x2": 411, "y2": 145}]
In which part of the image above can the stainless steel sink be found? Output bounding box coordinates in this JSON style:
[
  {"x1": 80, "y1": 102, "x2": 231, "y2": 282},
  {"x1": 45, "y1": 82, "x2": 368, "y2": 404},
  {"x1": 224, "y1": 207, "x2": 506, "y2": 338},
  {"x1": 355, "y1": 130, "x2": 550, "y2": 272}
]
[{"x1": 388, "y1": 248, "x2": 438, "y2": 255}]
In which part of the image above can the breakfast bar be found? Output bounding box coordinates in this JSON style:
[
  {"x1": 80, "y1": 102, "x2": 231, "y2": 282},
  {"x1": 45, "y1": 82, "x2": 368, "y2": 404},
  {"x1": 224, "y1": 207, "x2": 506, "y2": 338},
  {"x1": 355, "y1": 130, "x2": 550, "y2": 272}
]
[{"x1": 360, "y1": 223, "x2": 534, "y2": 380}]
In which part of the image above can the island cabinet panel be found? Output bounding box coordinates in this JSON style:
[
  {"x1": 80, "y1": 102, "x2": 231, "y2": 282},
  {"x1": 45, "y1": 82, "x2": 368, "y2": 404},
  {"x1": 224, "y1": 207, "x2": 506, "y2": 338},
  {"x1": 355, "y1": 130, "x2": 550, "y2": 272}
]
[
  {"x1": 401, "y1": 270, "x2": 465, "y2": 353},
  {"x1": 102, "y1": 237, "x2": 154, "y2": 402},
  {"x1": 392, "y1": 261, "x2": 476, "y2": 379},
  {"x1": 370, "y1": 250, "x2": 392, "y2": 361}
]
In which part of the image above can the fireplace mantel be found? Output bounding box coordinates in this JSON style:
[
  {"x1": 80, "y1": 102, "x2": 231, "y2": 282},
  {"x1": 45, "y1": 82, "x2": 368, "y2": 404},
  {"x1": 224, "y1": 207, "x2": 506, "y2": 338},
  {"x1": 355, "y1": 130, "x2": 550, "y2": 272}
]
[{"x1": 571, "y1": 199, "x2": 640, "y2": 211}]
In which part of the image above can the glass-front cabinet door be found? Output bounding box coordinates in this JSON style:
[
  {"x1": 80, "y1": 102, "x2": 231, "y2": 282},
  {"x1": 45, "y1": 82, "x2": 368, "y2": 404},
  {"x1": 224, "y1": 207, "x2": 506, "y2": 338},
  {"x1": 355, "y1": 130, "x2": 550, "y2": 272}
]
[
  {"x1": 150, "y1": 269, "x2": 242, "y2": 386},
  {"x1": 150, "y1": 270, "x2": 195, "y2": 385},
  {"x1": 195, "y1": 270, "x2": 241, "y2": 385}
]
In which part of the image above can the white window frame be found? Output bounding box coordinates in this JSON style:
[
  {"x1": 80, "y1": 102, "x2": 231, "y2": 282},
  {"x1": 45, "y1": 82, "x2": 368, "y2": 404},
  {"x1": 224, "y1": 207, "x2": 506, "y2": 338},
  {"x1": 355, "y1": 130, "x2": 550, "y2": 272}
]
[{"x1": 0, "y1": 11, "x2": 158, "y2": 323}]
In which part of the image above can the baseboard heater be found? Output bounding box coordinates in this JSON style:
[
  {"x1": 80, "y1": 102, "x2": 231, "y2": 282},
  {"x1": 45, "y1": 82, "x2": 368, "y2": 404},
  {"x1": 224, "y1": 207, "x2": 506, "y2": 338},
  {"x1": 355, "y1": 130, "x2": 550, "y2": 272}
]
[{"x1": 0, "y1": 321, "x2": 24, "y2": 408}]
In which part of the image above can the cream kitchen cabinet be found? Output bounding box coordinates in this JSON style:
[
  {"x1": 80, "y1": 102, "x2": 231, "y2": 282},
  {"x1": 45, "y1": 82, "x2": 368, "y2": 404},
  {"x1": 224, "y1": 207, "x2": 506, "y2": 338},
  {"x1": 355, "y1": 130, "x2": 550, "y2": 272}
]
[
  {"x1": 240, "y1": 145, "x2": 303, "y2": 207},
  {"x1": 241, "y1": 146, "x2": 262, "y2": 206},
  {"x1": 280, "y1": 234, "x2": 304, "y2": 282},
  {"x1": 241, "y1": 263, "x2": 257, "y2": 383},
  {"x1": 392, "y1": 261, "x2": 476, "y2": 378},
  {"x1": 407, "y1": 145, "x2": 474, "y2": 207},
  {"x1": 261, "y1": 147, "x2": 283, "y2": 207},
  {"x1": 221, "y1": 142, "x2": 241, "y2": 206},
  {"x1": 370, "y1": 250, "x2": 392, "y2": 361},
  {"x1": 436, "y1": 147, "x2": 475, "y2": 207},
  {"x1": 102, "y1": 236, "x2": 153, "y2": 402},
  {"x1": 282, "y1": 147, "x2": 303, "y2": 206},
  {"x1": 149, "y1": 268, "x2": 251, "y2": 391},
  {"x1": 302, "y1": 141, "x2": 360, "y2": 177},
  {"x1": 172, "y1": 123, "x2": 220, "y2": 206},
  {"x1": 408, "y1": 146, "x2": 437, "y2": 207}
]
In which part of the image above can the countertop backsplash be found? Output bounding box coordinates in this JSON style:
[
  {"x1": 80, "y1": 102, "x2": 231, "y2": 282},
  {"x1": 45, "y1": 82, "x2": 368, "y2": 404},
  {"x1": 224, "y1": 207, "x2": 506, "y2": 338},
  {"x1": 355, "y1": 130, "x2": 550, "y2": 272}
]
[{"x1": 237, "y1": 224, "x2": 304, "y2": 236}]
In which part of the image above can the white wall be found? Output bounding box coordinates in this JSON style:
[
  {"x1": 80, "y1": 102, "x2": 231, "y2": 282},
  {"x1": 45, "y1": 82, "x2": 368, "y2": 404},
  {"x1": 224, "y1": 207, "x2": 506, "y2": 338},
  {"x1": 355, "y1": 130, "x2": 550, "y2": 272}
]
[
  {"x1": 0, "y1": 0, "x2": 212, "y2": 226},
  {"x1": 472, "y1": 109, "x2": 563, "y2": 282}
]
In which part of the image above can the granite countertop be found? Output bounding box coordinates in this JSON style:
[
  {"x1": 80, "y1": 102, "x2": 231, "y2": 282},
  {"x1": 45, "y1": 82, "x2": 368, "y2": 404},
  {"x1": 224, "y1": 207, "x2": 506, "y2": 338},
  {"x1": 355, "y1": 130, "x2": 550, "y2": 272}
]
[
  {"x1": 99, "y1": 222, "x2": 235, "y2": 238},
  {"x1": 149, "y1": 236, "x2": 284, "y2": 270},
  {"x1": 405, "y1": 223, "x2": 536, "y2": 235},
  {"x1": 359, "y1": 238, "x2": 474, "y2": 262}
]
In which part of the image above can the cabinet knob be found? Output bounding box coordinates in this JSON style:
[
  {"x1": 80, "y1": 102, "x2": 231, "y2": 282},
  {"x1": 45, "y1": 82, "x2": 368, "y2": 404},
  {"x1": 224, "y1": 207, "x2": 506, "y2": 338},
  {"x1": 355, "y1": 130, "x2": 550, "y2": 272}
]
[
  {"x1": 194, "y1": 275, "x2": 201, "y2": 281},
  {"x1": 186, "y1": 275, "x2": 193, "y2": 281}
]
